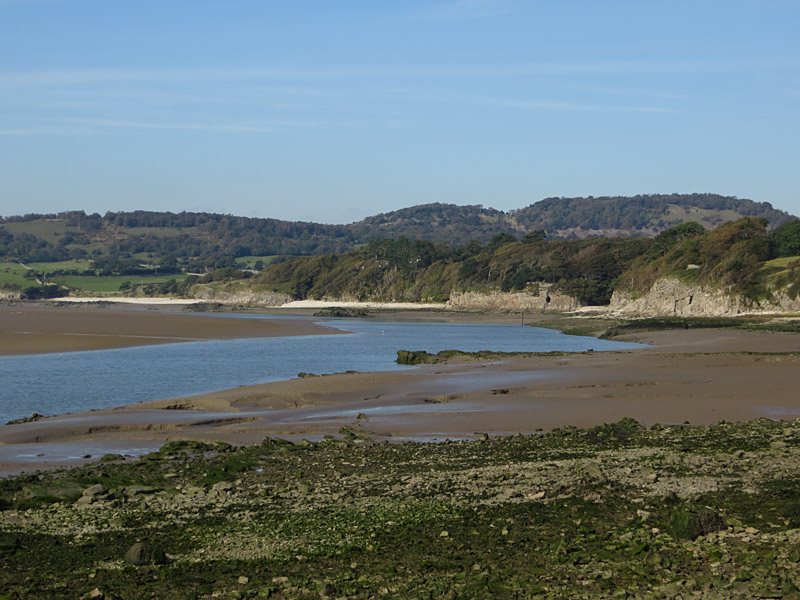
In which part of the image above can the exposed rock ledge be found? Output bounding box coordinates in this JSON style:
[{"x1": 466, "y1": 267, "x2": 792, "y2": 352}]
[
  {"x1": 609, "y1": 277, "x2": 800, "y2": 317},
  {"x1": 447, "y1": 287, "x2": 581, "y2": 313},
  {"x1": 191, "y1": 288, "x2": 291, "y2": 307}
]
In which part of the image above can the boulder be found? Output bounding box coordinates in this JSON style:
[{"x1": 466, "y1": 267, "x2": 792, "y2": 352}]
[
  {"x1": 124, "y1": 541, "x2": 167, "y2": 566},
  {"x1": 668, "y1": 507, "x2": 726, "y2": 540},
  {"x1": 83, "y1": 484, "x2": 106, "y2": 498}
]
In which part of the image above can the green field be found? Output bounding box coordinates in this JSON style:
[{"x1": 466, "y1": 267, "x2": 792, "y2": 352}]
[
  {"x1": 2, "y1": 220, "x2": 77, "y2": 243},
  {"x1": 26, "y1": 260, "x2": 94, "y2": 274},
  {"x1": 51, "y1": 274, "x2": 190, "y2": 293},
  {"x1": 236, "y1": 255, "x2": 280, "y2": 269},
  {"x1": 0, "y1": 262, "x2": 34, "y2": 287}
]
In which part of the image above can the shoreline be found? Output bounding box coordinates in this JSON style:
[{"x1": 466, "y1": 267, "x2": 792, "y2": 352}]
[{"x1": 3, "y1": 310, "x2": 800, "y2": 473}]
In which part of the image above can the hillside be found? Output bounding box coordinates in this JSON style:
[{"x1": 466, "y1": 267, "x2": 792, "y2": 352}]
[
  {"x1": 348, "y1": 203, "x2": 519, "y2": 246},
  {"x1": 609, "y1": 218, "x2": 800, "y2": 316},
  {"x1": 511, "y1": 193, "x2": 793, "y2": 238},
  {"x1": 253, "y1": 234, "x2": 648, "y2": 306},
  {"x1": 215, "y1": 218, "x2": 800, "y2": 313},
  {"x1": 0, "y1": 195, "x2": 791, "y2": 270}
]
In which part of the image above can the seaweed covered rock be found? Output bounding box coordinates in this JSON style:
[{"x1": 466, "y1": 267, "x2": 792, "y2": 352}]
[
  {"x1": 124, "y1": 541, "x2": 167, "y2": 566},
  {"x1": 396, "y1": 350, "x2": 435, "y2": 365},
  {"x1": 669, "y1": 507, "x2": 726, "y2": 540}
]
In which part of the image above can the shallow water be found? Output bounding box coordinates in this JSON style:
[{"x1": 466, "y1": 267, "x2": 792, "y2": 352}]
[{"x1": 0, "y1": 316, "x2": 642, "y2": 424}]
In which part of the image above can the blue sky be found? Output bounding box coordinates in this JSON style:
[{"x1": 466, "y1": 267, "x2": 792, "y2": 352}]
[{"x1": 1, "y1": 0, "x2": 798, "y2": 223}]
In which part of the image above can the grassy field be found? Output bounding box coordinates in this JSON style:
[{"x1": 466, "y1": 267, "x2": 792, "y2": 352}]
[
  {"x1": 26, "y1": 260, "x2": 94, "y2": 274},
  {"x1": 236, "y1": 255, "x2": 280, "y2": 269},
  {"x1": 0, "y1": 263, "x2": 33, "y2": 288},
  {"x1": 1, "y1": 220, "x2": 77, "y2": 243},
  {"x1": 51, "y1": 274, "x2": 190, "y2": 293}
]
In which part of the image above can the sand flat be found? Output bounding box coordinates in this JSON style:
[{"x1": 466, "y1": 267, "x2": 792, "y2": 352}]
[{"x1": 0, "y1": 302, "x2": 338, "y2": 355}]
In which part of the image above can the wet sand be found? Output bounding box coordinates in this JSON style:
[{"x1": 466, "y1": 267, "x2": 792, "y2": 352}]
[
  {"x1": 2, "y1": 316, "x2": 800, "y2": 475},
  {"x1": 0, "y1": 302, "x2": 337, "y2": 355}
]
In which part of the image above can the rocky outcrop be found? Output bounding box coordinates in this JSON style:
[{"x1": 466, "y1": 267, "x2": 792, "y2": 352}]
[
  {"x1": 190, "y1": 287, "x2": 291, "y2": 307},
  {"x1": 609, "y1": 277, "x2": 800, "y2": 317},
  {"x1": 447, "y1": 286, "x2": 581, "y2": 313}
]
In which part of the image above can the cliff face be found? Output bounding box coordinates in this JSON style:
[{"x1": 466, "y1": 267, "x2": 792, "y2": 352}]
[
  {"x1": 447, "y1": 286, "x2": 581, "y2": 313},
  {"x1": 191, "y1": 287, "x2": 291, "y2": 307},
  {"x1": 609, "y1": 277, "x2": 800, "y2": 317}
]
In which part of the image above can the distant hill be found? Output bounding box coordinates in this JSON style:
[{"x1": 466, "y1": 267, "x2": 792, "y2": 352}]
[
  {"x1": 0, "y1": 195, "x2": 793, "y2": 270},
  {"x1": 348, "y1": 203, "x2": 518, "y2": 246},
  {"x1": 510, "y1": 194, "x2": 793, "y2": 238}
]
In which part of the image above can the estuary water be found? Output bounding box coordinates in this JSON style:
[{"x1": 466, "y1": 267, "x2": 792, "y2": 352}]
[{"x1": 0, "y1": 317, "x2": 642, "y2": 424}]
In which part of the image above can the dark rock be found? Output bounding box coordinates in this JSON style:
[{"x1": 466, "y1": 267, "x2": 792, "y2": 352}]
[
  {"x1": 5, "y1": 412, "x2": 46, "y2": 425},
  {"x1": 0, "y1": 534, "x2": 20, "y2": 553},
  {"x1": 99, "y1": 453, "x2": 125, "y2": 463},
  {"x1": 396, "y1": 350, "x2": 422, "y2": 365},
  {"x1": 124, "y1": 541, "x2": 167, "y2": 566},
  {"x1": 318, "y1": 581, "x2": 336, "y2": 597},
  {"x1": 668, "y1": 507, "x2": 726, "y2": 540},
  {"x1": 159, "y1": 440, "x2": 213, "y2": 454}
]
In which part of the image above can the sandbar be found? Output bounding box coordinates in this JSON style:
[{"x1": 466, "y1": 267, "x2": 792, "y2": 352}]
[
  {"x1": 2, "y1": 316, "x2": 800, "y2": 475},
  {"x1": 0, "y1": 302, "x2": 338, "y2": 356}
]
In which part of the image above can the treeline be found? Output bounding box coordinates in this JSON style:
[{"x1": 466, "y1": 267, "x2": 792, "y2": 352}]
[
  {"x1": 1, "y1": 195, "x2": 793, "y2": 268},
  {"x1": 512, "y1": 193, "x2": 792, "y2": 234},
  {"x1": 258, "y1": 218, "x2": 800, "y2": 306},
  {"x1": 5, "y1": 214, "x2": 800, "y2": 306},
  {"x1": 257, "y1": 232, "x2": 649, "y2": 306}
]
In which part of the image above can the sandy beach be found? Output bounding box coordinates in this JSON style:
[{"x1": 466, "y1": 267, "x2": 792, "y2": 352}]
[{"x1": 2, "y1": 300, "x2": 800, "y2": 475}]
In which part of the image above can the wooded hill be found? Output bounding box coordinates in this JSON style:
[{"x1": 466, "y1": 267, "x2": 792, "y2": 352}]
[
  {"x1": 0, "y1": 195, "x2": 791, "y2": 273},
  {"x1": 252, "y1": 218, "x2": 800, "y2": 307},
  {"x1": 511, "y1": 193, "x2": 792, "y2": 237}
]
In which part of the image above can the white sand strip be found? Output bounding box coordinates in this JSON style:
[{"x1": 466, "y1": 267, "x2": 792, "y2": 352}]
[
  {"x1": 279, "y1": 300, "x2": 447, "y2": 310},
  {"x1": 54, "y1": 297, "x2": 203, "y2": 305}
]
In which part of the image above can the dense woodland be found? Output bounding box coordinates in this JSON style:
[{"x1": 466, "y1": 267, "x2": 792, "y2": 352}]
[
  {"x1": 511, "y1": 193, "x2": 792, "y2": 234},
  {"x1": 257, "y1": 233, "x2": 648, "y2": 305}
]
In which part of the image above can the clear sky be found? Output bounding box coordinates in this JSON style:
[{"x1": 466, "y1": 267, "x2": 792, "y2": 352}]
[{"x1": 1, "y1": 0, "x2": 798, "y2": 224}]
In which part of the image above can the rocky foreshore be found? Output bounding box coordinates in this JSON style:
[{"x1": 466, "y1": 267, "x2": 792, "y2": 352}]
[{"x1": 2, "y1": 418, "x2": 800, "y2": 599}]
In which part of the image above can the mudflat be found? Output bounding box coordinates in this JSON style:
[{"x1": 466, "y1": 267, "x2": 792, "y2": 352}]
[
  {"x1": 2, "y1": 314, "x2": 800, "y2": 474},
  {"x1": 0, "y1": 302, "x2": 336, "y2": 356}
]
